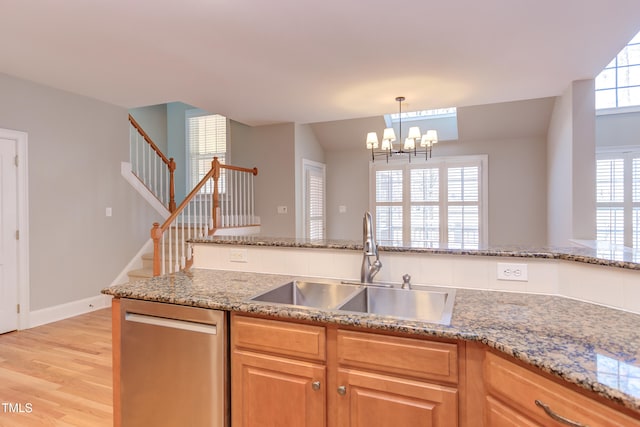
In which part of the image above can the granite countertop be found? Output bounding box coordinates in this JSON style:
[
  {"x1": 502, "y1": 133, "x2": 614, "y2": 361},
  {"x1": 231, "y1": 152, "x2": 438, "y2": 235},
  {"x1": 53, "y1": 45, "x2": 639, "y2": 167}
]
[
  {"x1": 189, "y1": 235, "x2": 640, "y2": 270},
  {"x1": 103, "y1": 268, "x2": 640, "y2": 414}
]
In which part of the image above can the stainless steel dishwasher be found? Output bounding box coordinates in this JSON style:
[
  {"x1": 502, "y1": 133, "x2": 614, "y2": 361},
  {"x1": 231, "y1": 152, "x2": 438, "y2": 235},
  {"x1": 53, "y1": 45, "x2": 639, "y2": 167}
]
[{"x1": 120, "y1": 299, "x2": 228, "y2": 427}]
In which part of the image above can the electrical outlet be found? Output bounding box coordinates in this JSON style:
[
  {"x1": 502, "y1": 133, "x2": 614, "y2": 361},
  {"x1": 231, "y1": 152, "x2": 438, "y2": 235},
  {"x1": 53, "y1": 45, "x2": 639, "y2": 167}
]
[
  {"x1": 229, "y1": 248, "x2": 248, "y2": 263},
  {"x1": 497, "y1": 262, "x2": 528, "y2": 281},
  {"x1": 277, "y1": 206, "x2": 288, "y2": 214}
]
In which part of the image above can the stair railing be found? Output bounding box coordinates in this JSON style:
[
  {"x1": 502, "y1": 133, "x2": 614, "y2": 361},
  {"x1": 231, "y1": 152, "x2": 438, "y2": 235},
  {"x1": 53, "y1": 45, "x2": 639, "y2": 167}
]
[
  {"x1": 129, "y1": 114, "x2": 176, "y2": 212},
  {"x1": 151, "y1": 157, "x2": 258, "y2": 276}
]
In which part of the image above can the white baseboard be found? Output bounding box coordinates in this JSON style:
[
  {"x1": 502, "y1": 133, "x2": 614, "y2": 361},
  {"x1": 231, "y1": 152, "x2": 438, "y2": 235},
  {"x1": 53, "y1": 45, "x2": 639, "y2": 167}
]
[{"x1": 28, "y1": 294, "x2": 112, "y2": 329}]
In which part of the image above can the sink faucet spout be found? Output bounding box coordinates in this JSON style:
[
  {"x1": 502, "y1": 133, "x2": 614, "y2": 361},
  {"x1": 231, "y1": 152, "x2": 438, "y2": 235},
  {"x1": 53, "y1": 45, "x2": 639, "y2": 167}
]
[{"x1": 361, "y1": 211, "x2": 382, "y2": 283}]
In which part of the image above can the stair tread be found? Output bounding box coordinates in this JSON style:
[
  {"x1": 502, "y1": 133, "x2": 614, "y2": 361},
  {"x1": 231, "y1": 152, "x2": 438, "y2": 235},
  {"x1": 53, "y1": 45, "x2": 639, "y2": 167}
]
[{"x1": 127, "y1": 268, "x2": 154, "y2": 277}]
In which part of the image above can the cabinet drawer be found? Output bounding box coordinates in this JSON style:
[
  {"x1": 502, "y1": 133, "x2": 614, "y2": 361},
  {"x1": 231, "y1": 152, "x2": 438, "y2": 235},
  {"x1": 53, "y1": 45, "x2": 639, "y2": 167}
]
[
  {"x1": 232, "y1": 314, "x2": 326, "y2": 361},
  {"x1": 337, "y1": 330, "x2": 458, "y2": 384},
  {"x1": 484, "y1": 351, "x2": 640, "y2": 427}
]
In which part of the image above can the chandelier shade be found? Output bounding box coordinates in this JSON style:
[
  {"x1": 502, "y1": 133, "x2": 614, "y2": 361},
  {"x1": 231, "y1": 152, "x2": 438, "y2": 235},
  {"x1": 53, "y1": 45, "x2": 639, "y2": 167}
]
[{"x1": 366, "y1": 96, "x2": 438, "y2": 162}]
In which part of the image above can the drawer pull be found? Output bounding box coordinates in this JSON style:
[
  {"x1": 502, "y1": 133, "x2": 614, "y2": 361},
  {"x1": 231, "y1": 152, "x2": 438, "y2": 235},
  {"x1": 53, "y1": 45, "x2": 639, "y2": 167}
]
[
  {"x1": 311, "y1": 381, "x2": 321, "y2": 391},
  {"x1": 535, "y1": 400, "x2": 588, "y2": 427},
  {"x1": 337, "y1": 385, "x2": 347, "y2": 396}
]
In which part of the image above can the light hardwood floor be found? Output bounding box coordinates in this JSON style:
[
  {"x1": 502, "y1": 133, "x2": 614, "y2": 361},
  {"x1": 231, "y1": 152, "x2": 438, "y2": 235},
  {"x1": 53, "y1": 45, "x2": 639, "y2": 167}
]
[{"x1": 0, "y1": 309, "x2": 112, "y2": 427}]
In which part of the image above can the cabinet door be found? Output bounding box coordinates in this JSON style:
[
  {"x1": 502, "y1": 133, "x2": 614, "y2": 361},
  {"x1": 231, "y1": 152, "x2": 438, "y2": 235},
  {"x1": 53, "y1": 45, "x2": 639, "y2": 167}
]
[
  {"x1": 232, "y1": 349, "x2": 326, "y2": 427},
  {"x1": 336, "y1": 368, "x2": 458, "y2": 427},
  {"x1": 485, "y1": 396, "x2": 542, "y2": 427},
  {"x1": 484, "y1": 351, "x2": 640, "y2": 427}
]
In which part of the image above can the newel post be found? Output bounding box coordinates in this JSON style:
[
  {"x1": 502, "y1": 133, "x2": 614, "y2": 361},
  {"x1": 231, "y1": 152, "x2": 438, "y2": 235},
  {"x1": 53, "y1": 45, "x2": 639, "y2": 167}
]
[
  {"x1": 212, "y1": 157, "x2": 221, "y2": 230},
  {"x1": 168, "y1": 158, "x2": 176, "y2": 213},
  {"x1": 151, "y1": 222, "x2": 163, "y2": 277}
]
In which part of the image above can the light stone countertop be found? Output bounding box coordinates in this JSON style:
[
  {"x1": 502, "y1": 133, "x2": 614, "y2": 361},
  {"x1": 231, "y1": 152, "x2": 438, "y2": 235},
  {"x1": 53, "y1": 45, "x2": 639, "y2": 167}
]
[
  {"x1": 189, "y1": 235, "x2": 640, "y2": 270},
  {"x1": 103, "y1": 268, "x2": 640, "y2": 415}
]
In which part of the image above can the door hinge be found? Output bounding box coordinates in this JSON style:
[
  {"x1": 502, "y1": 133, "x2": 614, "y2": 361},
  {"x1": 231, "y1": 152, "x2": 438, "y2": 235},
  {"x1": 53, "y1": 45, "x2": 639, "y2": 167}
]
[
  {"x1": 14, "y1": 155, "x2": 18, "y2": 167},
  {"x1": 15, "y1": 230, "x2": 19, "y2": 240},
  {"x1": 16, "y1": 304, "x2": 20, "y2": 314}
]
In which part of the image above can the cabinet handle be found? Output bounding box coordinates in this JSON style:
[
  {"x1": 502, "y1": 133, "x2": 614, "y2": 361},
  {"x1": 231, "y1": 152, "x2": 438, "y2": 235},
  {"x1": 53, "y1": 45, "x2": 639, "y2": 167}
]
[
  {"x1": 534, "y1": 400, "x2": 588, "y2": 427},
  {"x1": 337, "y1": 385, "x2": 347, "y2": 396},
  {"x1": 311, "y1": 381, "x2": 321, "y2": 391}
]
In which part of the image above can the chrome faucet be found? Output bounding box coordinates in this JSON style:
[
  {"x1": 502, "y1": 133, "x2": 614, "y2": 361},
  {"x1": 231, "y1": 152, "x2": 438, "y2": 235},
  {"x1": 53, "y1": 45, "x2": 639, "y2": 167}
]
[{"x1": 361, "y1": 211, "x2": 382, "y2": 283}]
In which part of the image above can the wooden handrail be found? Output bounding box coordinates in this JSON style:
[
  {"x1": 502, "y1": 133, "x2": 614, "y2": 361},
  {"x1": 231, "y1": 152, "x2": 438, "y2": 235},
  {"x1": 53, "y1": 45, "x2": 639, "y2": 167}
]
[
  {"x1": 151, "y1": 156, "x2": 258, "y2": 276},
  {"x1": 129, "y1": 114, "x2": 176, "y2": 212},
  {"x1": 128, "y1": 114, "x2": 171, "y2": 165},
  {"x1": 220, "y1": 163, "x2": 259, "y2": 175}
]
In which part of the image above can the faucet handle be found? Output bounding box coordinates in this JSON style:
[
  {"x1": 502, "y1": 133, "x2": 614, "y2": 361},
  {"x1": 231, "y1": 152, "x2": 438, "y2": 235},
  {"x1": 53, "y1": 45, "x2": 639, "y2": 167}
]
[{"x1": 401, "y1": 274, "x2": 412, "y2": 290}]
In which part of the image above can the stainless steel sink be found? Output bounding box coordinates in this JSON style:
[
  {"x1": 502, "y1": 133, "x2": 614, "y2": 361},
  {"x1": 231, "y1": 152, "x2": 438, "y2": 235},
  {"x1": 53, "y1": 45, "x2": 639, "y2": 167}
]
[
  {"x1": 249, "y1": 280, "x2": 361, "y2": 309},
  {"x1": 248, "y1": 280, "x2": 456, "y2": 325},
  {"x1": 337, "y1": 285, "x2": 456, "y2": 324}
]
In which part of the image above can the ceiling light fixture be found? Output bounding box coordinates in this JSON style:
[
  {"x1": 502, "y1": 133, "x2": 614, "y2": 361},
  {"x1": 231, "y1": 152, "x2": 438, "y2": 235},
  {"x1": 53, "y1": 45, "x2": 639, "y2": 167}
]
[{"x1": 366, "y1": 96, "x2": 438, "y2": 162}]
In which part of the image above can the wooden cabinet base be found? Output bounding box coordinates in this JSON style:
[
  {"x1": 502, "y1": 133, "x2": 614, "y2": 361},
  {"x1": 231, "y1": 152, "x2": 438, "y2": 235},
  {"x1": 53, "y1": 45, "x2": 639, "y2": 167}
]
[{"x1": 336, "y1": 368, "x2": 457, "y2": 427}]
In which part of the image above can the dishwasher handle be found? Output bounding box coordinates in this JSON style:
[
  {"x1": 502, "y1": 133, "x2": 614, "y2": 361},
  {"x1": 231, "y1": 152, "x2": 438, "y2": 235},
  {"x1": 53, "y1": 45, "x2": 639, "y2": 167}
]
[{"x1": 125, "y1": 312, "x2": 218, "y2": 335}]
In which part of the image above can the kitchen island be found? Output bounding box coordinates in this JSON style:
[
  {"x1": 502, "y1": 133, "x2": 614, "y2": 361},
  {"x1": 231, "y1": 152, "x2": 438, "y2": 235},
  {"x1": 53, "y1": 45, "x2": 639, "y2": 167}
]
[{"x1": 104, "y1": 266, "x2": 640, "y2": 425}]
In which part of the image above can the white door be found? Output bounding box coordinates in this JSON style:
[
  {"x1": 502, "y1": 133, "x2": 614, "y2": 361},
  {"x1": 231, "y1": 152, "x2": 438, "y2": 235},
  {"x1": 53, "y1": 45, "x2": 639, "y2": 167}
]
[{"x1": 0, "y1": 137, "x2": 18, "y2": 334}]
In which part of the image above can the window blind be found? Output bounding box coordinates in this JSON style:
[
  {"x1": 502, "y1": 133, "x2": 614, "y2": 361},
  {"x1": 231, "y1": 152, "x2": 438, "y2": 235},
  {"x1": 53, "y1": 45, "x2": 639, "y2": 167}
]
[
  {"x1": 186, "y1": 112, "x2": 227, "y2": 193},
  {"x1": 305, "y1": 164, "x2": 325, "y2": 240},
  {"x1": 595, "y1": 152, "x2": 640, "y2": 248},
  {"x1": 371, "y1": 158, "x2": 484, "y2": 248}
]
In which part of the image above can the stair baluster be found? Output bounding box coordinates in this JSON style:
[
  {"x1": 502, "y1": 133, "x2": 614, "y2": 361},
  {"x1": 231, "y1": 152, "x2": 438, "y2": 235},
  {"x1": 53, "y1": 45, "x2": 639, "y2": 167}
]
[
  {"x1": 129, "y1": 114, "x2": 176, "y2": 213},
  {"x1": 151, "y1": 157, "x2": 258, "y2": 276}
]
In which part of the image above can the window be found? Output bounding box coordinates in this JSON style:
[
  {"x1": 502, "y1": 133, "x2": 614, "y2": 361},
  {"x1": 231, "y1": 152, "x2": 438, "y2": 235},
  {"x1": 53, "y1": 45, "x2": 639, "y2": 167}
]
[
  {"x1": 370, "y1": 156, "x2": 487, "y2": 248},
  {"x1": 596, "y1": 150, "x2": 640, "y2": 248},
  {"x1": 303, "y1": 160, "x2": 326, "y2": 240},
  {"x1": 186, "y1": 109, "x2": 227, "y2": 193},
  {"x1": 596, "y1": 31, "x2": 640, "y2": 110}
]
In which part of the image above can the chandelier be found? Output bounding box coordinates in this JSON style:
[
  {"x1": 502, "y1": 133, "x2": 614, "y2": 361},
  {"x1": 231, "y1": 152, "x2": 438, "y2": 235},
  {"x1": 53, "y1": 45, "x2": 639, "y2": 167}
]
[{"x1": 366, "y1": 96, "x2": 438, "y2": 162}]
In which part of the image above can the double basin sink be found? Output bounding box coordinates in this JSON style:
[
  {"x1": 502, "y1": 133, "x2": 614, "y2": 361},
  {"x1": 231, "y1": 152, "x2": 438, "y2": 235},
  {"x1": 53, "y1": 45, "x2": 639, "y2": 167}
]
[{"x1": 248, "y1": 280, "x2": 456, "y2": 325}]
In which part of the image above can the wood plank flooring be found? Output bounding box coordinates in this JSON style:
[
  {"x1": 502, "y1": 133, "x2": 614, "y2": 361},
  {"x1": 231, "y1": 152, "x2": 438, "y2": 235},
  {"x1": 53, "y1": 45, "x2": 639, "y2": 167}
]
[{"x1": 0, "y1": 309, "x2": 112, "y2": 427}]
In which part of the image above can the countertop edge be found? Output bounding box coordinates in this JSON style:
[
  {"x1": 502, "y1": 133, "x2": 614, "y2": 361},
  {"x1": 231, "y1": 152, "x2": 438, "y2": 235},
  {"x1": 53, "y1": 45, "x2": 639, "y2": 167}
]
[{"x1": 189, "y1": 237, "x2": 640, "y2": 271}]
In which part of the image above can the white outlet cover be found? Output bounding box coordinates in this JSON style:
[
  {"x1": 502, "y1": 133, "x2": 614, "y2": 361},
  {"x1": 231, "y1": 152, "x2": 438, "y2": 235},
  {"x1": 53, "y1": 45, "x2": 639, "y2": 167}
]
[
  {"x1": 497, "y1": 262, "x2": 528, "y2": 281},
  {"x1": 229, "y1": 248, "x2": 248, "y2": 263}
]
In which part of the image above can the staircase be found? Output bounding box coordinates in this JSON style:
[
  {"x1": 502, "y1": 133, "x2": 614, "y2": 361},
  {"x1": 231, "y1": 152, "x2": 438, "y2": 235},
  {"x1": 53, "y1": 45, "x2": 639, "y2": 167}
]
[
  {"x1": 126, "y1": 226, "x2": 198, "y2": 282},
  {"x1": 125, "y1": 115, "x2": 260, "y2": 282}
]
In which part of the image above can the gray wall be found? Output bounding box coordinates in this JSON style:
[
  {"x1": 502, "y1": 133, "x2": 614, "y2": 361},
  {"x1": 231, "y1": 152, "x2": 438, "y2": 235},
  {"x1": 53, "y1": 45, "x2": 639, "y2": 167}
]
[
  {"x1": 324, "y1": 136, "x2": 548, "y2": 246},
  {"x1": 167, "y1": 101, "x2": 192, "y2": 204},
  {"x1": 232, "y1": 122, "x2": 296, "y2": 237},
  {"x1": 547, "y1": 80, "x2": 596, "y2": 246},
  {"x1": 325, "y1": 149, "x2": 369, "y2": 240},
  {"x1": 0, "y1": 73, "x2": 161, "y2": 311},
  {"x1": 437, "y1": 136, "x2": 548, "y2": 247}
]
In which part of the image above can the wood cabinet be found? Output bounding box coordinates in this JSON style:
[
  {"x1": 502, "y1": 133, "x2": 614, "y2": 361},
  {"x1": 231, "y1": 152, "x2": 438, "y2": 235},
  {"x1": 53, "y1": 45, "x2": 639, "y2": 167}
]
[
  {"x1": 231, "y1": 315, "x2": 326, "y2": 427},
  {"x1": 334, "y1": 329, "x2": 458, "y2": 427},
  {"x1": 231, "y1": 314, "x2": 460, "y2": 427},
  {"x1": 483, "y1": 349, "x2": 640, "y2": 427}
]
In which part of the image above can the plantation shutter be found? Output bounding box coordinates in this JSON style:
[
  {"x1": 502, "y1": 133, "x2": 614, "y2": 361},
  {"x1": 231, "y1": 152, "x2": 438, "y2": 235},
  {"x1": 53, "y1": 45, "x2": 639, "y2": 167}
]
[
  {"x1": 596, "y1": 158, "x2": 624, "y2": 244},
  {"x1": 186, "y1": 111, "x2": 227, "y2": 193},
  {"x1": 447, "y1": 165, "x2": 480, "y2": 249},
  {"x1": 305, "y1": 163, "x2": 325, "y2": 240}
]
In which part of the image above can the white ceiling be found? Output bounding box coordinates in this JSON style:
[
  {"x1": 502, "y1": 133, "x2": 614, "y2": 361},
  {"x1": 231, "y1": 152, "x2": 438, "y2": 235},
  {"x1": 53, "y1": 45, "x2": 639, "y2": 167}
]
[{"x1": 1, "y1": 0, "x2": 639, "y2": 126}]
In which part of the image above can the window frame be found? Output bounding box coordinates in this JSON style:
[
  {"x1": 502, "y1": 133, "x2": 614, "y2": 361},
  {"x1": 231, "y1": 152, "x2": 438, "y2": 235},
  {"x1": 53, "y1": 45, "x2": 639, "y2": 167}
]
[
  {"x1": 185, "y1": 108, "x2": 229, "y2": 194},
  {"x1": 596, "y1": 31, "x2": 640, "y2": 112},
  {"x1": 302, "y1": 159, "x2": 326, "y2": 240},
  {"x1": 596, "y1": 146, "x2": 640, "y2": 248},
  {"x1": 368, "y1": 155, "x2": 488, "y2": 248}
]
